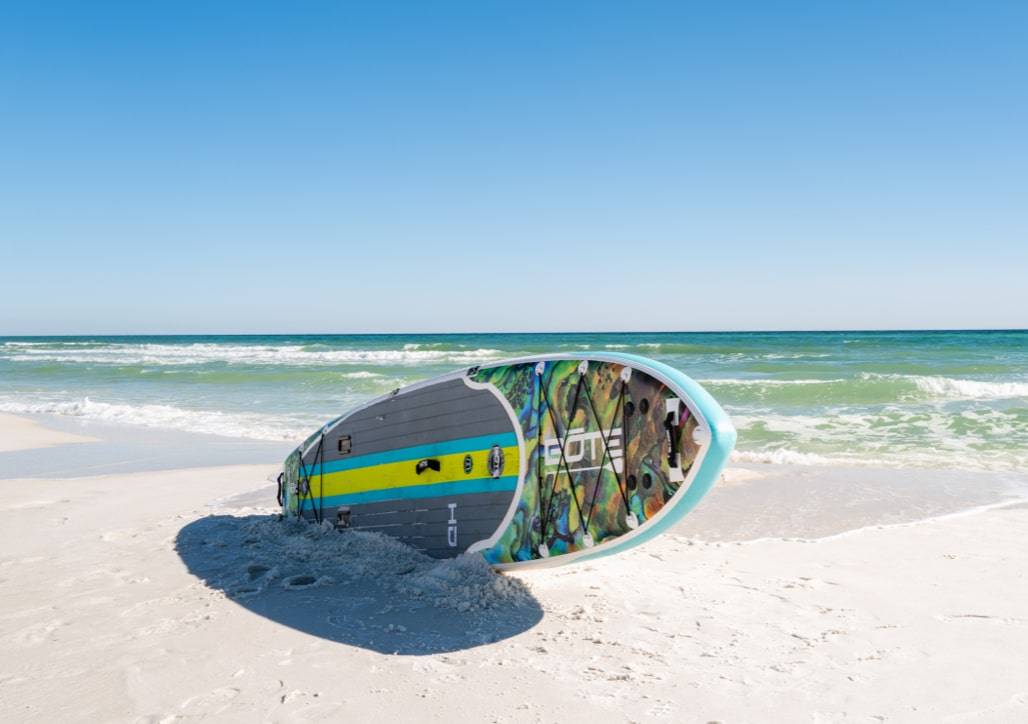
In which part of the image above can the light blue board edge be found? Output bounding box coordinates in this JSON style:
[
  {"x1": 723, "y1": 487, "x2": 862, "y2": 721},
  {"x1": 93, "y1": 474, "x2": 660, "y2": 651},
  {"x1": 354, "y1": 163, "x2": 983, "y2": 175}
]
[{"x1": 570, "y1": 353, "x2": 737, "y2": 563}]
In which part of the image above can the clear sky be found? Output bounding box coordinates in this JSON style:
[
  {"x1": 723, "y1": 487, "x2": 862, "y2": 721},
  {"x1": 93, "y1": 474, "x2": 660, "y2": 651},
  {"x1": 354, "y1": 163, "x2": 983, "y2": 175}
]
[{"x1": 1, "y1": 2, "x2": 1025, "y2": 334}]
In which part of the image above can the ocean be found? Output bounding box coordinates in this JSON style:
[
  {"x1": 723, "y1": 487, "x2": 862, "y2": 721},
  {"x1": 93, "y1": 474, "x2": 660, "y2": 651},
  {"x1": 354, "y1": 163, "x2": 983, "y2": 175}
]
[{"x1": 1, "y1": 331, "x2": 1025, "y2": 473}]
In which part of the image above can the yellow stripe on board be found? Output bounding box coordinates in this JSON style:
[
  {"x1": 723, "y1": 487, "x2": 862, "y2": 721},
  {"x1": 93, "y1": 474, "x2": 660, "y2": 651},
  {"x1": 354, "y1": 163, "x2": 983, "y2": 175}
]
[{"x1": 308, "y1": 445, "x2": 520, "y2": 499}]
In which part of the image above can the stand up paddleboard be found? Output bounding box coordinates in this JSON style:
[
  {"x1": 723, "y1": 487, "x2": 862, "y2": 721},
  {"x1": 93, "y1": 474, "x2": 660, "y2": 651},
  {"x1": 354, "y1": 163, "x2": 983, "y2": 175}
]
[{"x1": 278, "y1": 354, "x2": 735, "y2": 570}]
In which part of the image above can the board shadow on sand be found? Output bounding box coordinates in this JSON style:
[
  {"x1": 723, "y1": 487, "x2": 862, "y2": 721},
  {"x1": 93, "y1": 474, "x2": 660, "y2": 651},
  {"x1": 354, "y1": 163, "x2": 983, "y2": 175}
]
[{"x1": 174, "y1": 514, "x2": 543, "y2": 655}]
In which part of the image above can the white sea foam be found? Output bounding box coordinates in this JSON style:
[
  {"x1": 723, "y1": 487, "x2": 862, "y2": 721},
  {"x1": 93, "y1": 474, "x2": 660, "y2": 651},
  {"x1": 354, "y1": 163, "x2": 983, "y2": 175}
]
[
  {"x1": 882, "y1": 374, "x2": 1028, "y2": 400},
  {"x1": 731, "y1": 448, "x2": 841, "y2": 466},
  {"x1": 702, "y1": 378, "x2": 845, "y2": 386},
  {"x1": 760, "y1": 353, "x2": 833, "y2": 359},
  {"x1": 732, "y1": 445, "x2": 1028, "y2": 471},
  {"x1": 340, "y1": 371, "x2": 384, "y2": 379},
  {"x1": 0, "y1": 398, "x2": 313, "y2": 442},
  {"x1": 706, "y1": 375, "x2": 1028, "y2": 400},
  {"x1": 1, "y1": 343, "x2": 507, "y2": 367},
  {"x1": 730, "y1": 408, "x2": 1028, "y2": 472}
]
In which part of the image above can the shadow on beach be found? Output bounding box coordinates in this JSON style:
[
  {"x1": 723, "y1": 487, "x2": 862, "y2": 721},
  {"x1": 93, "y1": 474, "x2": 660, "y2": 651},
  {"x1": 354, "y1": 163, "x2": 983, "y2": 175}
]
[{"x1": 174, "y1": 514, "x2": 543, "y2": 655}]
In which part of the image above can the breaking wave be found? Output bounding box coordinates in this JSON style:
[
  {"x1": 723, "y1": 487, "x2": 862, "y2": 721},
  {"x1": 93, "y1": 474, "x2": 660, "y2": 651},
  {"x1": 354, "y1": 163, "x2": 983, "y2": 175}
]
[
  {"x1": 1, "y1": 343, "x2": 506, "y2": 367},
  {"x1": 730, "y1": 407, "x2": 1028, "y2": 472},
  {"x1": 0, "y1": 398, "x2": 314, "y2": 442},
  {"x1": 702, "y1": 374, "x2": 1028, "y2": 405},
  {"x1": 865, "y1": 374, "x2": 1028, "y2": 400}
]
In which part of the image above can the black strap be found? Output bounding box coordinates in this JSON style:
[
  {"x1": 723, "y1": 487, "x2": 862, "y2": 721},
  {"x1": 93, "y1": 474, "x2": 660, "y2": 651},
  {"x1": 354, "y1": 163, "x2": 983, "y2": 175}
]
[
  {"x1": 295, "y1": 434, "x2": 326, "y2": 524},
  {"x1": 535, "y1": 363, "x2": 637, "y2": 555},
  {"x1": 535, "y1": 368, "x2": 546, "y2": 545},
  {"x1": 580, "y1": 377, "x2": 631, "y2": 532},
  {"x1": 537, "y1": 367, "x2": 588, "y2": 548},
  {"x1": 318, "y1": 435, "x2": 325, "y2": 521},
  {"x1": 664, "y1": 410, "x2": 680, "y2": 469}
]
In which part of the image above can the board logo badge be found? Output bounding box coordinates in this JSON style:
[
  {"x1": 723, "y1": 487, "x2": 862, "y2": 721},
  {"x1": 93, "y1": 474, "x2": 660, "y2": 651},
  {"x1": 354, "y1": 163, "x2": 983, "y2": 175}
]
[
  {"x1": 487, "y1": 444, "x2": 505, "y2": 478},
  {"x1": 463, "y1": 454, "x2": 473, "y2": 475}
]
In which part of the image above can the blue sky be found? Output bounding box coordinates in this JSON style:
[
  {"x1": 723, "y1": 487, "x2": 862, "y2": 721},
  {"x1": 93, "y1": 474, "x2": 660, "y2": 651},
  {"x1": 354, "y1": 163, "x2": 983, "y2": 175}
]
[{"x1": 1, "y1": 2, "x2": 1025, "y2": 334}]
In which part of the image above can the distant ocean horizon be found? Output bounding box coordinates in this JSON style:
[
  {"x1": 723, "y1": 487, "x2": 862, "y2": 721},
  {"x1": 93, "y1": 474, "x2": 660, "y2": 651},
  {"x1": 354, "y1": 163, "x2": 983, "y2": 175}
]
[{"x1": 2, "y1": 330, "x2": 1025, "y2": 472}]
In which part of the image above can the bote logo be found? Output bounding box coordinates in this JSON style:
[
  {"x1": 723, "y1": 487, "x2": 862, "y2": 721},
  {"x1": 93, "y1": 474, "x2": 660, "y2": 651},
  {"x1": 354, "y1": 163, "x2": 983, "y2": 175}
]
[{"x1": 542, "y1": 427, "x2": 623, "y2": 474}]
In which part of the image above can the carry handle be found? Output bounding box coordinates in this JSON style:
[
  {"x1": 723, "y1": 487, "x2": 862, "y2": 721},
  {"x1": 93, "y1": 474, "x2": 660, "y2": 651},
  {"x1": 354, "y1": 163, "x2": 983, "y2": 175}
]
[
  {"x1": 664, "y1": 412, "x2": 680, "y2": 467},
  {"x1": 664, "y1": 397, "x2": 689, "y2": 483},
  {"x1": 415, "y1": 458, "x2": 441, "y2": 475}
]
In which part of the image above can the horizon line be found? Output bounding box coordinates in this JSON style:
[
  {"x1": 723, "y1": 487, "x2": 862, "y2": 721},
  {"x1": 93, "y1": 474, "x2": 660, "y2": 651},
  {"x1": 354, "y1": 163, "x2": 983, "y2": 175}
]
[{"x1": 1, "y1": 327, "x2": 1026, "y2": 338}]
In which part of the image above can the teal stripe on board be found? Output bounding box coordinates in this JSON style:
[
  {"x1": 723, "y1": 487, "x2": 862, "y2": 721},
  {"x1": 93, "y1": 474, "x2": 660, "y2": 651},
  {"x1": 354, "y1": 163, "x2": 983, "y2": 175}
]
[
  {"x1": 312, "y1": 432, "x2": 519, "y2": 476},
  {"x1": 313, "y1": 475, "x2": 519, "y2": 507}
]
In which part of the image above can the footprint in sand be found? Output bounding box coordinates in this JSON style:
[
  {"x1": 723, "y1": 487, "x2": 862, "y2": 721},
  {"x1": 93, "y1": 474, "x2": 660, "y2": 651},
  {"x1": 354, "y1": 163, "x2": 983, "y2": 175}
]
[
  {"x1": 646, "y1": 700, "x2": 675, "y2": 718},
  {"x1": 246, "y1": 564, "x2": 271, "y2": 581},
  {"x1": 228, "y1": 564, "x2": 278, "y2": 598},
  {"x1": 13, "y1": 619, "x2": 65, "y2": 646},
  {"x1": 281, "y1": 574, "x2": 332, "y2": 590},
  {"x1": 280, "y1": 689, "x2": 320, "y2": 705},
  {"x1": 180, "y1": 686, "x2": 241, "y2": 711}
]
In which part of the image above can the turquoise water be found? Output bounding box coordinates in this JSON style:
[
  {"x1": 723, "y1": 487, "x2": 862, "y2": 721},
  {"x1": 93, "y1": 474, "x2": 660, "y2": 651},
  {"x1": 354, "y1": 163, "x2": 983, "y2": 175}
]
[{"x1": 1, "y1": 331, "x2": 1025, "y2": 471}]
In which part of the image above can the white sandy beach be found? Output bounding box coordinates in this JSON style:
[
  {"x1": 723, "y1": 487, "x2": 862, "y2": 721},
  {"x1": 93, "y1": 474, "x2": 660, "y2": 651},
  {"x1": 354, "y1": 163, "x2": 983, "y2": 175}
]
[
  {"x1": 1, "y1": 415, "x2": 1026, "y2": 723},
  {"x1": 0, "y1": 412, "x2": 98, "y2": 453}
]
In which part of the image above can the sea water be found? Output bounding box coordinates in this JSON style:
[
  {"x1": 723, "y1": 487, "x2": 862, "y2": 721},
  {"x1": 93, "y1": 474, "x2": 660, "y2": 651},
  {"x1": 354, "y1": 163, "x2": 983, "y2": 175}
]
[{"x1": 1, "y1": 331, "x2": 1025, "y2": 473}]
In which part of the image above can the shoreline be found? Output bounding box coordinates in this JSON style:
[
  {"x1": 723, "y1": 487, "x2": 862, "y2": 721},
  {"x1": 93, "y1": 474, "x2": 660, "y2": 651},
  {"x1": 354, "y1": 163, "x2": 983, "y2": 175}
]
[
  {"x1": 0, "y1": 412, "x2": 291, "y2": 480},
  {"x1": 0, "y1": 412, "x2": 100, "y2": 453},
  {"x1": 3, "y1": 412, "x2": 1026, "y2": 540}
]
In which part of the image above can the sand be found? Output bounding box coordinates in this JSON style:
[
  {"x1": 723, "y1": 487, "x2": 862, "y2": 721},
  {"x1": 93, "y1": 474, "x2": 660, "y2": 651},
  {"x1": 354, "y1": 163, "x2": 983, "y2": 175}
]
[
  {"x1": 0, "y1": 412, "x2": 98, "y2": 453},
  {"x1": 1, "y1": 414, "x2": 1026, "y2": 722}
]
